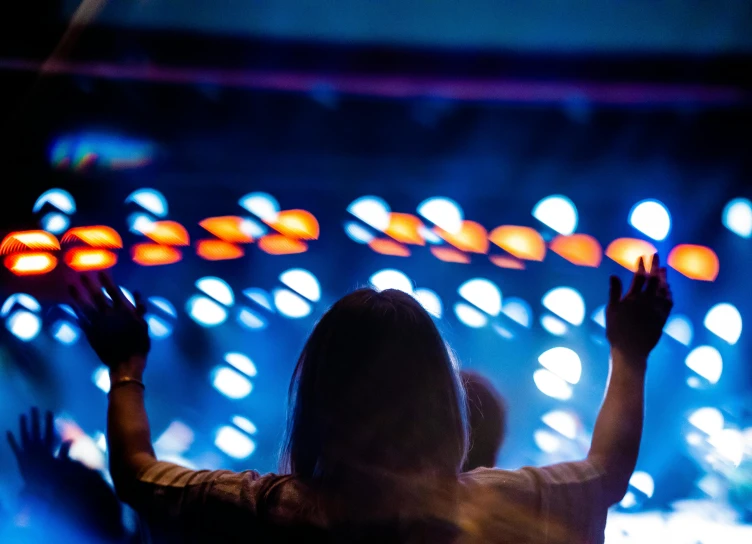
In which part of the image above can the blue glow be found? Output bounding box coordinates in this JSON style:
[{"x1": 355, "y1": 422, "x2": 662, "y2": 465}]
[
  {"x1": 51, "y1": 133, "x2": 154, "y2": 170},
  {"x1": 369, "y1": 269, "x2": 414, "y2": 294},
  {"x1": 347, "y1": 196, "x2": 391, "y2": 231},
  {"x1": 414, "y1": 288, "x2": 443, "y2": 318},
  {"x1": 664, "y1": 315, "x2": 693, "y2": 346},
  {"x1": 224, "y1": 353, "x2": 257, "y2": 377},
  {"x1": 344, "y1": 221, "x2": 375, "y2": 244},
  {"x1": 41, "y1": 212, "x2": 70, "y2": 234},
  {"x1": 273, "y1": 288, "x2": 313, "y2": 318},
  {"x1": 149, "y1": 297, "x2": 177, "y2": 317},
  {"x1": 704, "y1": 303, "x2": 742, "y2": 345},
  {"x1": 238, "y1": 192, "x2": 280, "y2": 222},
  {"x1": 454, "y1": 302, "x2": 488, "y2": 328},
  {"x1": 126, "y1": 189, "x2": 167, "y2": 217},
  {"x1": 243, "y1": 288, "x2": 274, "y2": 312},
  {"x1": 591, "y1": 305, "x2": 606, "y2": 328},
  {"x1": 215, "y1": 426, "x2": 256, "y2": 459},
  {"x1": 417, "y1": 197, "x2": 464, "y2": 234},
  {"x1": 6, "y1": 310, "x2": 41, "y2": 341},
  {"x1": 92, "y1": 366, "x2": 110, "y2": 393},
  {"x1": 685, "y1": 346, "x2": 723, "y2": 385},
  {"x1": 128, "y1": 212, "x2": 156, "y2": 234},
  {"x1": 502, "y1": 298, "x2": 532, "y2": 328},
  {"x1": 195, "y1": 277, "x2": 234, "y2": 306},
  {"x1": 52, "y1": 321, "x2": 79, "y2": 345},
  {"x1": 186, "y1": 295, "x2": 228, "y2": 327},
  {"x1": 232, "y1": 416, "x2": 257, "y2": 435},
  {"x1": 538, "y1": 347, "x2": 581, "y2": 384},
  {"x1": 540, "y1": 315, "x2": 568, "y2": 336},
  {"x1": 533, "y1": 369, "x2": 572, "y2": 400},
  {"x1": 147, "y1": 316, "x2": 172, "y2": 338},
  {"x1": 1, "y1": 294, "x2": 41, "y2": 317},
  {"x1": 458, "y1": 278, "x2": 501, "y2": 316},
  {"x1": 532, "y1": 195, "x2": 578, "y2": 235},
  {"x1": 629, "y1": 199, "x2": 672, "y2": 241},
  {"x1": 542, "y1": 287, "x2": 585, "y2": 326},
  {"x1": 33, "y1": 188, "x2": 76, "y2": 214},
  {"x1": 722, "y1": 198, "x2": 752, "y2": 238},
  {"x1": 238, "y1": 308, "x2": 267, "y2": 330},
  {"x1": 211, "y1": 367, "x2": 252, "y2": 399},
  {"x1": 279, "y1": 269, "x2": 321, "y2": 302}
]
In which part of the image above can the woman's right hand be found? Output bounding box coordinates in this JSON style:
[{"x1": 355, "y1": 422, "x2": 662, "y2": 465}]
[
  {"x1": 606, "y1": 254, "x2": 673, "y2": 361},
  {"x1": 70, "y1": 273, "x2": 150, "y2": 370}
]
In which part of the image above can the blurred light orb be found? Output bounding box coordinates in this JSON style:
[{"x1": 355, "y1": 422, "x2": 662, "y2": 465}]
[
  {"x1": 52, "y1": 321, "x2": 79, "y2": 345},
  {"x1": 542, "y1": 287, "x2": 585, "y2": 326},
  {"x1": 239, "y1": 192, "x2": 280, "y2": 222},
  {"x1": 196, "y1": 277, "x2": 234, "y2": 306},
  {"x1": 722, "y1": 198, "x2": 752, "y2": 238},
  {"x1": 689, "y1": 407, "x2": 724, "y2": 436},
  {"x1": 344, "y1": 221, "x2": 375, "y2": 244},
  {"x1": 211, "y1": 367, "x2": 252, "y2": 399},
  {"x1": 629, "y1": 471, "x2": 655, "y2": 498},
  {"x1": 33, "y1": 188, "x2": 76, "y2": 214},
  {"x1": 279, "y1": 269, "x2": 321, "y2": 302},
  {"x1": 186, "y1": 295, "x2": 228, "y2": 327},
  {"x1": 347, "y1": 196, "x2": 391, "y2": 232},
  {"x1": 540, "y1": 315, "x2": 568, "y2": 336},
  {"x1": 629, "y1": 200, "x2": 671, "y2": 241},
  {"x1": 369, "y1": 269, "x2": 413, "y2": 294},
  {"x1": 146, "y1": 297, "x2": 177, "y2": 339},
  {"x1": 538, "y1": 347, "x2": 582, "y2": 384},
  {"x1": 92, "y1": 366, "x2": 110, "y2": 393},
  {"x1": 533, "y1": 369, "x2": 572, "y2": 400},
  {"x1": 502, "y1": 298, "x2": 532, "y2": 328},
  {"x1": 3, "y1": 293, "x2": 43, "y2": 342},
  {"x1": 685, "y1": 346, "x2": 723, "y2": 385},
  {"x1": 454, "y1": 302, "x2": 488, "y2": 328},
  {"x1": 224, "y1": 352, "x2": 257, "y2": 377},
  {"x1": 232, "y1": 416, "x2": 257, "y2": 435},
  {"x1": 417, "y1": 197, "x2": 463, "y2": 234},
  {"x1": 708, "y1": 429, "x2": 744, "y2": 467},
  {"x1": 215, "y1": 426, "x2": 256, "y2": 459},
  {"x1": 591, "y1": 305, "x2": 606, "y2": 328},
  {"x1": 414, "y1": 288, "x2": 443, "y2": 318},
  {"x1": 273, "y1": 288, "x2": 313, "y2": 318},
  {"x1": 703, "y1": 303, "x2": 742, "y2": 345},
  {"x1": 125, "y1": 188, "x2": 167, "y2": 217},
  {"x1": 532, "y1": 195, "x2": 578, "y2": 235},
  {"x1": 458, "y1": 278, "x2": 501, "y2": 317},
  {"x1": 237, "y1": 308, "x2": 267, "y2": 330},
  {"x1": 542, "y1": 410, "x2": 578, "y2": 440},
  {"x1": 664, "y1": 315, "x2": 693, "y2": 346},
  {"x1": 41, "y1": 212, "x2": 70, "y2": 234},
  {"x1": 534, "y1": 429, "x2": 561, "y2": 453}
]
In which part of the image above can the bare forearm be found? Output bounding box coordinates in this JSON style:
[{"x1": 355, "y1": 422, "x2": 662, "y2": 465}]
[
  {"x1": 107, "y1": 357, "x2": 155, "y2": 496},
  {"x1": 588, "y1": 348, "x2": 646, "y2": 504}
]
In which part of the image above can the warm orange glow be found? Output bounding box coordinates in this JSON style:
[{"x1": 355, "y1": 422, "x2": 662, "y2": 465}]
[
  {"x1": 65, "y1": 248, "x2": 117, "y2": 271},
  {"x1": 196, "y1": 240, "x2": 245, "y2": 261},
  {"x1": 258, "y1": 234, "x2": 308, "y2": 255},
  {"x1": 431, "y1": 246, "x2": 471, "y2": 264},
  {"x1": 384, "y1": 213, "x2": 425, "y2": 246},
  {"x1": 0, "y1": 231, "x2": 60, "y2": 254},
  {"x1": 143, "y1": 221, "x2": 190, "y2": 246},
  {"x1": 199, "y1": 216, "x2": 254, "y2": 244},
  {"x1": 4, "y1": 253, "x2": 57, "y2": 275},
  {"x1": 489, "y1": 255, "x2": 526, "y2": 270},
  {"x1": 550, "y1": 234, "x2": 603, "y2": 267},
  {"x1": 489, "y1": 226, "x2": 546, "y2": 261},
  {"x1": 605, "y1": 238, "x2": 658, "y2": 271},
  {"x1": 369, "y1": 238, "x2": 411, "y2": 257},
  {"x1": 267, "y1": 210, "x2": 319, "y2": 240},
  {"x1": 435, "y1": 221, "x2": 489, "y2": 253},
  {"x1": 62, "y1": 226, "x2": 122, "y2": 249},
  {"x1": 668, "y1": 245, "x2": 719, "y2": 281},
  {"x1": 131, "y1": 243, "x2": 182, "y2": 266}
]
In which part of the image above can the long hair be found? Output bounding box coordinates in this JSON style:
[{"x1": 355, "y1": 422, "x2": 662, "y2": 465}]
[{"x1": 281, "y1": 288, "x2": 467, "y2": 481}]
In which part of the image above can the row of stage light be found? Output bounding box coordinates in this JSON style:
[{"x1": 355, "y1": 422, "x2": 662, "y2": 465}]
[{"x1": 3, "y1": 189, "x2": 750, "y2": 279}]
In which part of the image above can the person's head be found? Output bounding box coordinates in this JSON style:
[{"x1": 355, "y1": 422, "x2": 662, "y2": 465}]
[
  {"x1": 460, "y1": 371, "x2": 507, "y2": 472},
  {"x1": 281, "y1": 288, "x2": 467, "y2": 480}
]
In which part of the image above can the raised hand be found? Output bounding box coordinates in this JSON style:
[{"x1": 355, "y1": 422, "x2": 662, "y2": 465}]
[
  {"x1": 6, "y1": 407, "x2": 72, "y2": 493},
  {"x1": 606, "y1": 254, "x2": 673, "y2": 360},
  {"x1": 69, "y1": 273, "x2": 150, "y2": 368}
]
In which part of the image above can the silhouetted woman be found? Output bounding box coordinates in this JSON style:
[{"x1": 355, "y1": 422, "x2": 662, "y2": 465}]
[{"x1": 70, "y1": 254, "x2": 672, "y2": 543}]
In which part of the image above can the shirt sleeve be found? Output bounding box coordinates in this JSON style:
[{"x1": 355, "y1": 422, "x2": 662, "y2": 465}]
[
  {"x1": 121, "y1": 460, "x2": 274, "y2": 543},
  {"x1": 522, "y1": 459, "x2": 609, "y2": 544}
]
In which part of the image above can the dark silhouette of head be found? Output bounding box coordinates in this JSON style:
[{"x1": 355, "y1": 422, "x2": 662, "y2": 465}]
[
  {"x1": 460, "y1": 371, "x2": 507, "y2": 472},
  {"x1": 282, "y1": 288, "x2": 467, "y2": 481}
]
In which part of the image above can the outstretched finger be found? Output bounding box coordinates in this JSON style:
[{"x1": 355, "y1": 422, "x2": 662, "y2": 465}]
[
  {"x1": 628, "y1": 257, "x2": 647, "y2": 296},
  {"x1": 81, "y1": 275, "x2": 108, "y2": 311},
  {"x1": 608, "y1": 276, "x2": 623, "y2": 305},
  {"x1": 30, "y1": 407, "x2": 40, "y2": 442},
  {"x1": 100, "y1": 273, "x2": 125, "y2": 308},
  {"x1": 646, "y1": 256, "x2": 661, "y2": 296},
  {"x1": 58, "y1": 440, "x2": 72, "y2": 460},
  {"x1": 19, "y1": 414, "x2": 30, "y2": 449},
  {"x1": 44, "y1": 411, "x2": 54, "y2": 452},
  {"x1": 134, "y1": 291, "x2": 147, "y2": 317},
  {"x1": 6, "y1": 431, "x2": 21, "y2": 460}
]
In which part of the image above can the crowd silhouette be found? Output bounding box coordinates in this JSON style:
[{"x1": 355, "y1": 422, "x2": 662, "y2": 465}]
[{"x1": 4, "y1": 255, "x2": 673, "y2": 543}]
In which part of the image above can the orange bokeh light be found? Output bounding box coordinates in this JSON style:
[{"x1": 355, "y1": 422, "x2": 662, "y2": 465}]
[
  {"x1": 489, "y1": 255, "x2": 526, "y2": 270},
  {"x1": 199, "y1": 216, "x2": 254, "y2": 244},
  {"x1": 431, "y1": 246, "x2": 471, "y2": 264},
  {"x1": 196, "y1": 240, "x2": 245, "y2": 261},
  {"x1": 384, "y1": 213, "x2": 425, "y2": 246},
  {"x1": 143, "y1": 221, "x2": 190, "y2": 246},
  {"x1": 65, "y1": 248, "x2": 117, "y2": 271},
  {"x1": 605, "y1": 238, "x2": 657, "y2": 272},
  {"x1": 489, "y1": 226, "x2": 546, "y2": 261},
  {"x1": 369, "y1": 238, "x2": 411, "y2": 257},
  {"x1": 668, "y1": 245, "x2": 719, "y2": 281},
  {"x1": 258, "y1": 234, "x2": 308, "y2": 255},
  {"x1": 435, "y1": 221, "x2": 489, "y2": 253},
  {"x1": 550, "y1": 234, "x2": 603, "y2": 267},
  {"x1": 267, "y1": 210, "x2": 319, "y2": 240},
  {"x1": 4, "y1": 253, "x2": 58, "y2": 275},
  {"x1": 62, "y1": 226, "x2": 122, "y2": 249},
  {"x1": 0, "y1": 230, "x2": 60, "y2": 254},
  {"x1": 131, "y1": 243, "x2": 182, "y2": 266}
]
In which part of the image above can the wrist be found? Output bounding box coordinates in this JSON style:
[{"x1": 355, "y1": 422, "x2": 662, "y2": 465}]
[
  {"x1": 610, "y1": 348, "x2": 648, "y2": 373},
  {"x1": 109, "y1": 356, "x2": 146, "y2": 382}
]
